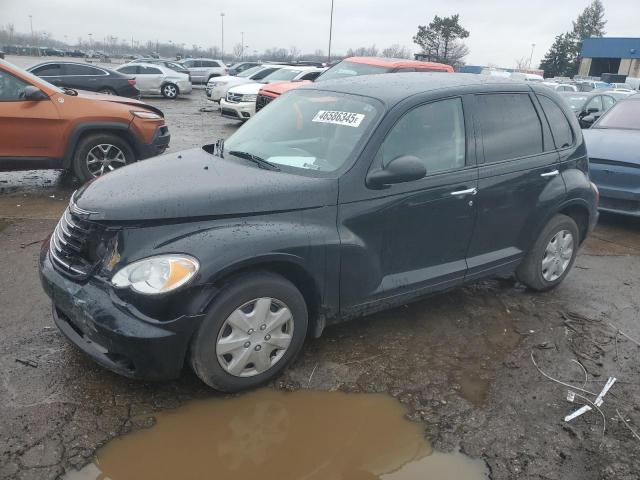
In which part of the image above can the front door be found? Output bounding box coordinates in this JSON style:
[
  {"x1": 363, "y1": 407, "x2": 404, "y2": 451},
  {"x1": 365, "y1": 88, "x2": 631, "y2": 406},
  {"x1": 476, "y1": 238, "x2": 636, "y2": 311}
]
[
  {"x1": 339, "y1": 96, "x2": 478, "y2": 316},
  {"x1": 465, "y1": 91, "x2": 563, "y2": 280},
  {"x1": 0, "y1": 67, "x2": 63, "y2": 163}
]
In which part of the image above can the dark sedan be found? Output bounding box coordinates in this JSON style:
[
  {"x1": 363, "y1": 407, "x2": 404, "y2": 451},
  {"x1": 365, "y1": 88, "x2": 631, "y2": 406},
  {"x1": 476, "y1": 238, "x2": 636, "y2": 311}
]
[
  {"x1": 27, "y1": 61, "x2": 140, "y2": 98},
  {"x1": 558, "y1": 91, "x2": 617, "y2": 128},
  {"x1": 583, "y1": 95, "x2": 640, "y2": 216}
]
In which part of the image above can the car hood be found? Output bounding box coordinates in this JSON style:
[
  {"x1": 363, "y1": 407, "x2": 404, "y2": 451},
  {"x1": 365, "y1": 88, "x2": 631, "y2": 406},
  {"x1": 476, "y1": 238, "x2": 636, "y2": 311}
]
[
  {"x1": 207, "y1": 75, "x2": 247, "y2": 85},
  {"x1": 74, "y1": 91, "x2": 164, "y2": 117},
  {"x1": 583, "y1": 128, "x2": 640, "y2": 165},
  {"x1": 228, "y1": 82, "x2": 262, "y2": 95},
  {"x1": 73, "y1": 147, "x2": 338, "y2": 222}
]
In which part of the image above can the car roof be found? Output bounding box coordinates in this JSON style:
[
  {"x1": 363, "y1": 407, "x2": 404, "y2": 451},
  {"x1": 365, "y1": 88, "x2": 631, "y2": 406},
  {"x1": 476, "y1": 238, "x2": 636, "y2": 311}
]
[
  {"x1": 344, "y1": 56, "x2": 451, "y2": 70},
  {"x1": 182, "y1": 58, "x2": 223, "y2": 62},
  {"x1": 119, "y1": 62, "x2": 169, "y2": 72},
  {"x1": 299, "y1": 72, "x2": 522, "y2": 105},
  {"x1": 278, "y1": 65, "x2": 323, "y2": 71},
  {"x1": 558, "y1": 91, "x2": 597, "y2": 97}
]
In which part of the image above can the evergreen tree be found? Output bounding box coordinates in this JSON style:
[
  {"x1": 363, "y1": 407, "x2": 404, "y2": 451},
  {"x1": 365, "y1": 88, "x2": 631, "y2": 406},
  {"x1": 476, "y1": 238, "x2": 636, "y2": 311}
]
[
  {"x1": 413, "y1": 14, "x2": 470, "y2": 68},
  {"x1": 569, "y1": 0, "x2": 607, "y2": 74},
  {"x1": 539, "y1": 33, "x2": 575, "y2": 78}
]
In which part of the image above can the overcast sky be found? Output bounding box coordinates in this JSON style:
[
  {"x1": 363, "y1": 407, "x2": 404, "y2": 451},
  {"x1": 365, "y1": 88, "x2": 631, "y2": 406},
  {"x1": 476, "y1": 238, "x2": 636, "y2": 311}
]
[{"x1": 3, "y1": 0, "x2": 638, "y2": 66}]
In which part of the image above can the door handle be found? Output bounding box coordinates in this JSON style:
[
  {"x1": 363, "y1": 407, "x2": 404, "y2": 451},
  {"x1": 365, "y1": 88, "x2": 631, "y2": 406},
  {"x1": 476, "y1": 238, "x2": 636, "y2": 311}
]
[
  {"x1": 450, "y1": 187, "x2": 478, "y2": 196},
  {"x1": 540, "y1": 170, "x2": 560, "y2": 178}
]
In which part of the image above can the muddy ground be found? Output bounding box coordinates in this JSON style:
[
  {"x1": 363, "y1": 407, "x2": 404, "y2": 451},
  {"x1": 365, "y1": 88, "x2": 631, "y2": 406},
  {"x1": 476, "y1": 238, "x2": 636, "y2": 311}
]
[{"x1": 1, "y1": 89, "x2": 640, "y2": 480}]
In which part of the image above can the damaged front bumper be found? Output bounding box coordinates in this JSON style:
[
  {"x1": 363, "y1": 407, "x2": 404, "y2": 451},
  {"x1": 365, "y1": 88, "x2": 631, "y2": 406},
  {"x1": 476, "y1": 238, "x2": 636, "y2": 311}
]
[{"x1": 39, "y1": 244, "x2": 203, "y2": 381}]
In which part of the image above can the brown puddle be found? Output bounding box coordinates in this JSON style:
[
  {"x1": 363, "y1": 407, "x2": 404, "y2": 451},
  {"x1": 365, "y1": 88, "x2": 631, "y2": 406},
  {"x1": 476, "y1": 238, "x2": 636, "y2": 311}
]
[{"x1": 66, "y1": 389, "x2": 488, "y2": 480}]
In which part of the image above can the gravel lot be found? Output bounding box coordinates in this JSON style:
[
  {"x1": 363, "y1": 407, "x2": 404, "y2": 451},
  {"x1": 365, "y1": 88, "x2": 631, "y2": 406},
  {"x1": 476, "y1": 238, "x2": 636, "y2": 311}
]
[{"x1": 1, "y1": 60, "x2": 640, "y2": 479}]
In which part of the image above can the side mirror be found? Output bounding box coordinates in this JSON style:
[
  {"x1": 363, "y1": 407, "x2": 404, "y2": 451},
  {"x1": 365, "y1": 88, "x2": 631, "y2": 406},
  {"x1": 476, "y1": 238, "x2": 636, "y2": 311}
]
[
  {"x1": 580, "y1": 115, "x2": 596, "y2": 128},
  {"x1": 367, "y1": 155, "x2": 427, "y2": 188},
  {"x1": 23, "y1": 85, "x2": 49, "y2": 101},
  {"x1": 586, "y1": 107, "x2": 600, "y2": 114}
]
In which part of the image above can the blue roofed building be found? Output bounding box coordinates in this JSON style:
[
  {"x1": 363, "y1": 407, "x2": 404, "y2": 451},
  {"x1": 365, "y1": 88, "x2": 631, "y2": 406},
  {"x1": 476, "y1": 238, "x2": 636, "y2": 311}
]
[{"x1": 579, "y1": 37, "x2": 640, "y2": 78}]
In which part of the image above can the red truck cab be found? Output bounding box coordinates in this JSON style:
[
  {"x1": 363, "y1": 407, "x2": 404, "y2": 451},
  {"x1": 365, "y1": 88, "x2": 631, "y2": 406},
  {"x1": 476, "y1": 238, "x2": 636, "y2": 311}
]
[{"x1": 256, "y1": 56, "x2": 453, "y2": 111}]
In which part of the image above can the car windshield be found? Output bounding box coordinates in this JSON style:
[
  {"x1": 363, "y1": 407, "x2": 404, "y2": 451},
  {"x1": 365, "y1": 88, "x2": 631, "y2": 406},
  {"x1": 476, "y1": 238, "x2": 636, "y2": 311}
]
[
  {"x1": 263, "y1": 69, "x2": 304, "y2": 82},
  {"x1": 223, "y1": 89, "x2": 382, "y2": 173},
  {"x1": 595, "y1": 100, "x2": 640, "y2": 130},
  {"x1": 562, "y1": 95, "x2": 589, "y2": 110},
  {"x1": 238, "y1": 66, "x2": 263, "y2": 78},
  {"x1": 317, "y1": 61, "x2": 392, "y2": 81}
]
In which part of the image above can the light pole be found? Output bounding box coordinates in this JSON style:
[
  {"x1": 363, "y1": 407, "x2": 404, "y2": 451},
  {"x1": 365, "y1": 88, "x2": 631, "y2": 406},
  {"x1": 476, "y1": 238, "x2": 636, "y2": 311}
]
[
  {"x1": 241, "y1": 31, "x2": 244, "y2": 60},
  {"x1": 220, "y1": 12, "x2": 225, "y2": 61},
  {"x1": 528, "y1": 43, "x2": 536, "y2": 69},
  {"x1": 327, "y1": 0, "x2": 335, "y2": 64}
]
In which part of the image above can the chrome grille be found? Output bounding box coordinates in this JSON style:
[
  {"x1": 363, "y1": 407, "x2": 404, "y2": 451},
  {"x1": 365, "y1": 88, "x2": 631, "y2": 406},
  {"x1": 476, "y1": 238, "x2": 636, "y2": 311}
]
[
  {"x1": 49, "y1": 209, "x2": 100, "y2": 278},
  {"x1": 255, "y1": 94, "x2": 273, "y2": 112},
  {"x1": 226, "y1": 91, "x2": 242, "y2": 103}
]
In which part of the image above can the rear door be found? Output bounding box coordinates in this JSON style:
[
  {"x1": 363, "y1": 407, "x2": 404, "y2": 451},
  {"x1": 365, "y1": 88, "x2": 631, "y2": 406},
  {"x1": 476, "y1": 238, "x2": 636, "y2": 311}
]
[
  {"x1": 339, "y1": 95, "x2": 478, "y2": 315},
  {"x1": 62, "y1": 64, "x2": 107, "y2": 91},
  {"x1": 138, "y1": 66, "x2": 164, "y2": 93},
  {"x1": 465, "y1": 90, "x2": 564, "y2": 280},
  {"x1": 0, "y1": 67, "x2": 63, "y2": 162}
]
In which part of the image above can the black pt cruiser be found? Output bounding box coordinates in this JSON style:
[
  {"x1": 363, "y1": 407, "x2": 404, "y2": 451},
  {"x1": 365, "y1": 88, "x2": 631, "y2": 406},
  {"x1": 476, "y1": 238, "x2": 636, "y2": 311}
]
[{"x1": 40, "y1": 73, "x2": 599, "y2": 392}]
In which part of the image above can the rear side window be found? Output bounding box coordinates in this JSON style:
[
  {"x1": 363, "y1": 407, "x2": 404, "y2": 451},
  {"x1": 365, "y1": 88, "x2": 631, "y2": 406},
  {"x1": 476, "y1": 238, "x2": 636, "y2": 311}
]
[
  {"x1": 202, "y1": 61, "x2": 219, "y2": 68},
  {"x1": 477, "y1": 93, "x2": 543, "y2": 162},
  {"x1": 65, "y1": 64, "x2": 105, "y2": 76},
  {"x1": 139, "y1": 66, "x2": 162, "y2": 75},
  {"x1": 381, "y1": 97, "x2": 466, "y2": 173},
  {"x1": 118, "y1": 65, "x2": 138, "y2": 74},
  {"x1": 31, "y1": 64, "x2": 62, "y2": 76},
  {"x1": 538, "y1": 96, "x2": 574, "y2": 149}
]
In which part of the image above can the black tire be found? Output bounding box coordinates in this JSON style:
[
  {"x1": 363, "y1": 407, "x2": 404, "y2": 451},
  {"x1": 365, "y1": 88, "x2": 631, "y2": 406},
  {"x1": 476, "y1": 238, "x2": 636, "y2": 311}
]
[
  {"x1": 516, "y1": 214, "x2": 580, "y2": 291},
  {"x1": 189, "y1": 271, "x2": 308, "y2": 392},
  {"x1": 161, "y1": 83, "x2": 179, "y2": 99},
  {"x1": 71, "y1": 133, "x2": 135, "y2": 182},
  {"x1": 97, "y1": 87, "x2": 116, "y2": 95}
]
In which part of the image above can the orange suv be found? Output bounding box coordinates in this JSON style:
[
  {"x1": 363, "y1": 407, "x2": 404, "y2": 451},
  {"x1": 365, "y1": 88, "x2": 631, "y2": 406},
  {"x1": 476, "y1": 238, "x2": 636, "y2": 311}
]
[
  {"x1": 0, "y1": 59, "x2": 170, "y2": 182},
  {"x1": 256, "y1": 56, "x2": 454, "y2": 111}
]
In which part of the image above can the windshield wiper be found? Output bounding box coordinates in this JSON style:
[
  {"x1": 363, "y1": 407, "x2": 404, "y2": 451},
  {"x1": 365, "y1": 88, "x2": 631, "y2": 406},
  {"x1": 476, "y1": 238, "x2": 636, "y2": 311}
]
[{"x1": 228, "y1": 150, "x2": 280, "y2": 171}]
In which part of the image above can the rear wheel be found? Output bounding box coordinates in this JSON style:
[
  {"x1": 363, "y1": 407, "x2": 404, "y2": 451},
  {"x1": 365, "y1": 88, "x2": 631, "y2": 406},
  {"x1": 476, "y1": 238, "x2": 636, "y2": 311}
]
[
  {"x1": 71, "y1": 133, "x2": 135, "y2": 182},
  {"x1": 161, "y1": 83, "x2": 179, "y2": 99},
  {"x1": 97, "y1": 87, "x2": 116, "y2": 95},
  {"x1": 516, "y1": 214, "x2": 579, "y2": 291},
  {"x1": 190, "y1": 271, "x2": 308, "y2": 392}
]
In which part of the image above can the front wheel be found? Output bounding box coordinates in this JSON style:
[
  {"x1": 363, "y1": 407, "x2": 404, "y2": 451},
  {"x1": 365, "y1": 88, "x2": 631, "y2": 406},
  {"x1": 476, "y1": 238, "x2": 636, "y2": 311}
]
[
  {"x1": 71, "y1": 133, "x2": 135, "y2": 182},
  {"x1": 161, "y1": 83, "x2": 179, "y2": 99},
  {"x1": 190, "y1": 271, "x2": 308, "y2": 392},
  {"x1": 516, "y1": 214, "x2": 579, "y2": 291}
]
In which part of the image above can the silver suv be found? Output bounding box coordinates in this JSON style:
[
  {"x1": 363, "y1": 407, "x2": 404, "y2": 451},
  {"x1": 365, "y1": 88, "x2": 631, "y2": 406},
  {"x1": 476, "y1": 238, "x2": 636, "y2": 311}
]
[{"x1": 179, "y1": 58, "x2": 227, "y2": 84}]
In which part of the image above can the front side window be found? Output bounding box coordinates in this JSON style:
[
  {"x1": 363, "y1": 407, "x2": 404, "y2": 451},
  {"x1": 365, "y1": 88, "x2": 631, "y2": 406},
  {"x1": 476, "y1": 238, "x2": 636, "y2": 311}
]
[
  {"x1": 223, "y1": 90, "x2": 382, "y2": 174},
  {"x1": 585, "y1": 96, "x2": 603, "y2": 112},
  {"x1": 0, "y1": 69, "x2": 30, "y2": 101},
  {"x1": 476, "y1": 93, "x2": 543, "y2": 162},
  {"x1": 31, "y1": 64, "x2": 62, "y2": 76},
  {"x1": 602, "y1": 95, "x2": 616, "y2": 111},
  {"x1": 381, "y1": 98, "x2": 466, "y2": 173},
  {"x1": 538, "y1": 95, "x2": 573, "y2": 149},
  {"x1": 317, "y1": 61, "x2": 391, "y2": 81}
]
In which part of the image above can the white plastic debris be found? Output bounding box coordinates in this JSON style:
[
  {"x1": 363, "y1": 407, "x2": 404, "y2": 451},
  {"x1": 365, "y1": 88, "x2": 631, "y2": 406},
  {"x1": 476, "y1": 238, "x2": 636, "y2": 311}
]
[
  {"x1": 564, "y1": 377, "x2": 616, "y2": 423},
  {"x1": 567, "y1": 390, "x2": 576, "y2": 402}
]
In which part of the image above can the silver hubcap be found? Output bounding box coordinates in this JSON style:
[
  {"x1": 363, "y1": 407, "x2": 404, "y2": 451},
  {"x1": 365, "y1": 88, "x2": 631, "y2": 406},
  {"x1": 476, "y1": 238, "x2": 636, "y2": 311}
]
[
  {"x1": 164, "y1": 85, "x2": 177, "y2": 97},
  {"x1": 216, "y1": 297, "x2": 294, "y2": 377},
  {"x1": 86, "y1": 144, "x2": 126, "y2": 177},
  {"x1": 542, "y1": 229, "x2": 574, "y2": 282}
]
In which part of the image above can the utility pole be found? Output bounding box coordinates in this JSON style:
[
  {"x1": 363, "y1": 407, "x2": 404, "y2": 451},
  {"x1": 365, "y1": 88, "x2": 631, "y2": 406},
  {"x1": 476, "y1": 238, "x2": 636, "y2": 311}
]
[
  {"x1": 327, "y1": 0, "x2": 334, "y2": 64},
  {"x1": 241, "y1": 31, "x2": 244, "y2": 60},
  {"x1": 220, "y1": 12, "x2": 225, "y2": 61},
  {"x1": 528, "y1": 43, "x2": 536, "y2": 69}
]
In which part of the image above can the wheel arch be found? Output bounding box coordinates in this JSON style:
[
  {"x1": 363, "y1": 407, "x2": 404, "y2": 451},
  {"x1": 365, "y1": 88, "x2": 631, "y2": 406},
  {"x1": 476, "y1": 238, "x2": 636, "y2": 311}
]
[
  {"x1": 207, "y1": 255, "x2": 323, "y2": 338},
  {"x1": 63, "y1": 122, "x2": 140, "y2": 168},
  {"x1": 557, "y1": 201, "x2": 591, "y2": 245}
]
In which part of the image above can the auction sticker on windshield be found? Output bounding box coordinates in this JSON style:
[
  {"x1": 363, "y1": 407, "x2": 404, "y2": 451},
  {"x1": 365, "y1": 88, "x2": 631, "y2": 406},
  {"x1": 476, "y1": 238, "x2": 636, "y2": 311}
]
[{"x1": 312, "y1": 110, "x2": 365, "y2": 127}]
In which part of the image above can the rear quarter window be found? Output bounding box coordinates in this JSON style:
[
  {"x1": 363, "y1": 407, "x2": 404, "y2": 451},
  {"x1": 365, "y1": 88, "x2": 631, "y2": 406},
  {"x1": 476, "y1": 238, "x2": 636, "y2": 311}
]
[
  {"x1": 476, "y1": 93, "x2": 543, "y2": 162},
  {"x1": 537, "y1": 95, "x2": 574, "y2": 149}
]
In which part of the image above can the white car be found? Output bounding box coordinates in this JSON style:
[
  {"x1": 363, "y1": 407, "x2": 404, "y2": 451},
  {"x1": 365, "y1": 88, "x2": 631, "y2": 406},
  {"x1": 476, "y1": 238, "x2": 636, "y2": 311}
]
[
  {"x1": 179, "y1": 58, "x2": 227, "y2": 84},
  {"x1": 115, "y1": 63, "x2": 191, "y2": 99},
  {"x1": 220, "y1": 66, "x2": 325, "y2": 121},
  {"x1": 542, "y1": 82, "x2": 578, "y2": 92},
  {"x1": 206, "y1": 64, "x2": 288, "y2": 102}
]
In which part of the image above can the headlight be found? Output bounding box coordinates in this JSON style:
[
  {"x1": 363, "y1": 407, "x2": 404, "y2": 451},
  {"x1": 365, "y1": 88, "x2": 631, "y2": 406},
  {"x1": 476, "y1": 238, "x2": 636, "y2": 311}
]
[
  {"x1": 131, "y1": 110, "x2": 162, "y2": 120},
  {"x1": 241, "y1": 94, "x2": 257, "y2": 102},
  {"x1": 111, "y1": 254, "x2": 199, "y2": 295}
]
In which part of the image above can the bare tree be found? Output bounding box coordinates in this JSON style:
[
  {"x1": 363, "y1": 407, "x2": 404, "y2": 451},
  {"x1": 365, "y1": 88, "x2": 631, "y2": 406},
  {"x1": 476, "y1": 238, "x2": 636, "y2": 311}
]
[
  {"x1": 289, "y1": 45, "x2": 300, "y2": 61},
  {"x1": 382, "y1": 44, "x2": 411, "y2": 59},
  {"x1": 514, "y1": 57, "x2": 529, "y2": 70},
  {"x1": 233, "y1": 43, "x2": 244, "y2": 59}
]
